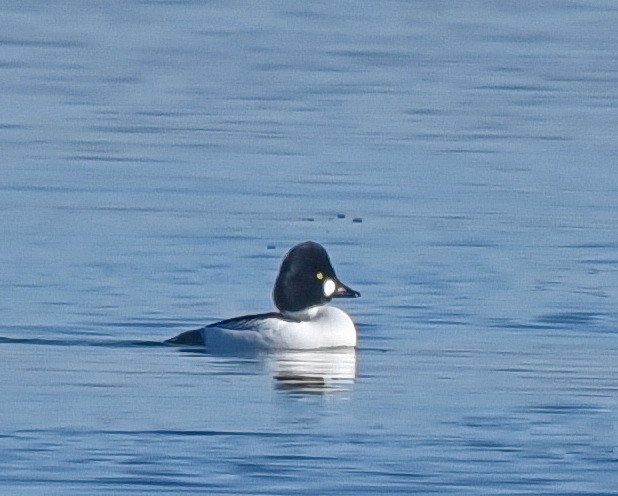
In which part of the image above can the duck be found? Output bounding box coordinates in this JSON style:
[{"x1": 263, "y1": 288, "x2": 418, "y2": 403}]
[{"x1": 166, "y1": 241, "x2": 360, "y2": 350}]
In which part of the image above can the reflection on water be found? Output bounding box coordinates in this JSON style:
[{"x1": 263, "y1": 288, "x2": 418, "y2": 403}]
[
  {"x1": 268, "y1": 348, "x2": 356, "y2": 392},
  {"x1": 170, "y1": 343, "x2": 356, "y2": 393}
]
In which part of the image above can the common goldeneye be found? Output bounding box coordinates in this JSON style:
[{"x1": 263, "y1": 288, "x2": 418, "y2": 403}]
[{"x1": 167, "y1": 241, "x2": 360, "y2": 350}]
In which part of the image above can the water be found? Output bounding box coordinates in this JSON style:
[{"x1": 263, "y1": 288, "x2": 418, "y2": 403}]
[{"x1": 1, "y1": 1, "x2": 617, "y2": 494}]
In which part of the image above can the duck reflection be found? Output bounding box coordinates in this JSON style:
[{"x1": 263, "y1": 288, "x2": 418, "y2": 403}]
[{"x1": 267, "y1": 347, "x2": 356, "y2": 392}]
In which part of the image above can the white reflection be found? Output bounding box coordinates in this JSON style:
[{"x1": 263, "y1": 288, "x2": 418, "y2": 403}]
[{"x1": 267, "y1": 347, "x2": 356, "y2": 392}]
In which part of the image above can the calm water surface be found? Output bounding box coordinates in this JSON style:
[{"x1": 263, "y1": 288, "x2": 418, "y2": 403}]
[{"x1": 1, "y1": 1, "x2": 617, "y2": 494}]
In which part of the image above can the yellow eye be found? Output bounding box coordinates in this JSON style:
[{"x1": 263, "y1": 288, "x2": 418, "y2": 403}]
[{"x1": 316, "y1": 272, "x2": 324, "y2": 280}]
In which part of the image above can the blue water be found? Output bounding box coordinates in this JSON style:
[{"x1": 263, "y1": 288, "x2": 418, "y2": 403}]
[{"x1": 1, "y1": 1, "x2": 617, "y2": 494}]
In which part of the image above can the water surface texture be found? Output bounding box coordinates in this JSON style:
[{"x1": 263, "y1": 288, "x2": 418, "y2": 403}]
[{"x1": 1, "y1": 2, "x2": 617, "y2": 494}]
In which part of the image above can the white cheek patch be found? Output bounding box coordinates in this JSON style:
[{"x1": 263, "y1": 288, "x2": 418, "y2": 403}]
[{"x1": 323, "y1": 278, "x2": 336, "y2": 297}]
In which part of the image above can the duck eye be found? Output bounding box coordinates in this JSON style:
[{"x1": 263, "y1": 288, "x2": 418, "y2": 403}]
[{"x1": 316, "y1": 272, "x2": 324, "y2": 280}]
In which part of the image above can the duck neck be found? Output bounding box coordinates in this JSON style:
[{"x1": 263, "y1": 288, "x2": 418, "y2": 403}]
[{"x1": 282, "y1": 305, "x2": 324, "y2": 322}]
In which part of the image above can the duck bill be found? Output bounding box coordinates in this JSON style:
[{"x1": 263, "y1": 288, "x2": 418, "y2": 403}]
[{"x1": 333, "y1": 280, "x2": 361, "y2": 298}]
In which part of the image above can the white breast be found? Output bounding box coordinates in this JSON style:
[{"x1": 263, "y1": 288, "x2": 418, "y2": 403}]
[{"x1": 204, "y1": 306, "x2": 357, "y2": 351}]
